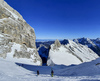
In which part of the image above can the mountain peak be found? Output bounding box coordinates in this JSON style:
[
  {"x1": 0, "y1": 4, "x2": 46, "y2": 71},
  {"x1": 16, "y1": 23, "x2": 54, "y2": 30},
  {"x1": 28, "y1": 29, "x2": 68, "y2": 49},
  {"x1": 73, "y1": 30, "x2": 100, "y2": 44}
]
[{"x1": 54, "y1": 39, "x2": 61, "y2": 48}]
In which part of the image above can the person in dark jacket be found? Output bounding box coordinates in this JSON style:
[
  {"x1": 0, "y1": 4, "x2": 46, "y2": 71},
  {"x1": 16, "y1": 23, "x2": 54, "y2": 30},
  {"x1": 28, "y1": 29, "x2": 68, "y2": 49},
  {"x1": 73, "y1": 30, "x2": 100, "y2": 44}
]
[
  {"x1": 51, "y1": 69, "x2": 54, "y2": 77},
  {"x1": 37, "y1": 70, "x2": 39, "y2": 76}
]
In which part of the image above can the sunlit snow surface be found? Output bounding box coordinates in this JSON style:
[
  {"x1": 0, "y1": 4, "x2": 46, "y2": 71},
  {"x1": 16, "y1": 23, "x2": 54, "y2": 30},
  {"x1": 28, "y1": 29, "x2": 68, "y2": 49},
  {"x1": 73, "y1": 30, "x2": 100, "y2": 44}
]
[
  {"x1": 0, "y1": 41, "x2": 41, "y2": 65},
  {"x1": 0, "y1": 58, "x2": 100, "y2": 81},
  {"x1": 47, "y1": 40, "x2": 99, "y2": 66}
]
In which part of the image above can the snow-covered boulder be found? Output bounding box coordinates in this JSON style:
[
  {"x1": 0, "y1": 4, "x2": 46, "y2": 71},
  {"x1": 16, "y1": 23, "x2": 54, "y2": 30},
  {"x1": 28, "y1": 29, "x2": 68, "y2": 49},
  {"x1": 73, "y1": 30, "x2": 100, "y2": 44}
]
[
  {"x1": 0, "y1": 0, "x2": 42, "y2": 65},
  {"x1": 47, "y1": 39, "x2": 99, "y2": 66}
]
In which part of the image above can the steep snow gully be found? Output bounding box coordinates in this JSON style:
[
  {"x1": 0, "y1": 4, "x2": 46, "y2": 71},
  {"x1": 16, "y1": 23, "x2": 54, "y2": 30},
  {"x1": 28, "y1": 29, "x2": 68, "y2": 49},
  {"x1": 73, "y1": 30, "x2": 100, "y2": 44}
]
[{"x1": 36, "y1": 41, "x2": 54, "y2": 65}]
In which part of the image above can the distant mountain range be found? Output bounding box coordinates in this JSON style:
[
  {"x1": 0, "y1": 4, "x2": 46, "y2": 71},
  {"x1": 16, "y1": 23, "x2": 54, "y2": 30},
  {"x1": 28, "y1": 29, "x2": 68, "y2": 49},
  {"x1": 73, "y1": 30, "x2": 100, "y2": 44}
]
[
  {"x1": 73, "y1": 38, "x2": 100, "y2": 56},
  {"x1": 36, "y1": 39, "x2": 56, "y2": 42},
  {"x1": 36, "y1": 38, "x2": 100, "y2": 65}
]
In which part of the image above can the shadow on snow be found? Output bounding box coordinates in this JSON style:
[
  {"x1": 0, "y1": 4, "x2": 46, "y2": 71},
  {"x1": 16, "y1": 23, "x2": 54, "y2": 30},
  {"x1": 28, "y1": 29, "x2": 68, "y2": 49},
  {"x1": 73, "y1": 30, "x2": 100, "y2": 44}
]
[
  {"x1": 15, "y1": 63, "x2": 76, "y2": 76},
  {"x1": 15, "y1": 60, "x2": 100, "y2": 77}
]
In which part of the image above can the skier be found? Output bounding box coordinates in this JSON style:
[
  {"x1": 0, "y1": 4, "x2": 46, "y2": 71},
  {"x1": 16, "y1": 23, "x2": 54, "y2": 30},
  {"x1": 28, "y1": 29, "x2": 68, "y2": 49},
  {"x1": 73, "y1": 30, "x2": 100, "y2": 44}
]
[
  {"x1": 37, "y1": 70, "x2": 39, "y2": 76},
  {"x1": 51, "y1": 69, "x2": 54, "y2": 77}
]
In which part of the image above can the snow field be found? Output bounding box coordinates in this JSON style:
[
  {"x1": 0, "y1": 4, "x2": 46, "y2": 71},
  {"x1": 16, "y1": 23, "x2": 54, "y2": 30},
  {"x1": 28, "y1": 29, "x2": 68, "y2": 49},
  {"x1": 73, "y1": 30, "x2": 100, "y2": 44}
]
[{"x1": 1, "y1": 58, "x2": 100, "y2": 81}]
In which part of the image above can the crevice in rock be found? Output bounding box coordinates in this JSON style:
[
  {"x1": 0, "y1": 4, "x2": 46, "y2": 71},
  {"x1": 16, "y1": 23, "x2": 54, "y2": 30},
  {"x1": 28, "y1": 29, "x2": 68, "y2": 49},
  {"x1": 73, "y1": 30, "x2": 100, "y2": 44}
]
[{"x1": 36, "y1": 41, "x2": 54, "y2": 66}]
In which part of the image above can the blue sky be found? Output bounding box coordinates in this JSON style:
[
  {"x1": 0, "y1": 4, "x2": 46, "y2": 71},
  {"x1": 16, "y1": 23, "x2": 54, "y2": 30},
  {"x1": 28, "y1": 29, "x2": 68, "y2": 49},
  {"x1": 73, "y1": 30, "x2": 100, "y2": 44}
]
[{"x1": 4, "y1": 0, "x2": 100, "y2": 39}]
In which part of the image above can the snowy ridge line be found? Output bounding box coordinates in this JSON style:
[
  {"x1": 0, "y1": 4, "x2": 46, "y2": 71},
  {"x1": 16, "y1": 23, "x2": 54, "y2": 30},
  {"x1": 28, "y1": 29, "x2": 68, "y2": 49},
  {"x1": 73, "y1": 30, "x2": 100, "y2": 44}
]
[
  {"x1": 73, "y1": 37, "x2": 100, "y2": 56},
  {"x1": 47, "y1": 39, "x2": 99, "y2": 66}
]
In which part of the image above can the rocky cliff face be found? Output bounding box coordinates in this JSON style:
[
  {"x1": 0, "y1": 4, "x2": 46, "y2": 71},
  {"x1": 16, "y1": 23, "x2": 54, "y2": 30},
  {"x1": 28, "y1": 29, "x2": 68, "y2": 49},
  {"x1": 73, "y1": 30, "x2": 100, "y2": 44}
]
[
  {"x1": 0, "y1": 0, "x2": 42, "y2": 65},
  {"x1": 0, "y1": 0, "x2": 36, "y2": 48}
]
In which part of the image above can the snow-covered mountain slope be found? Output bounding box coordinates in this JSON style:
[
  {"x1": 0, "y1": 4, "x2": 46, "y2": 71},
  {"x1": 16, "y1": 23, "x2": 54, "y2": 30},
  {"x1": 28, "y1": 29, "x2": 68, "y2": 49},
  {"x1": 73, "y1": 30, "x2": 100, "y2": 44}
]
[
  {"x1": 1, "y1": 57, "x2": 100, "y2": 81},
  {"x1": 73, "y1": 38, "x2": 100, "y2": 56},
  {"x1": 0, "y1": 0, "x2": 42, "y2": 65},
  {"x1": 92, "y1": 38, "x2": 100, "y2": 48},
  {"x1": 47, "y1": 39, "x2": 99, "y2": 66},
  {"x1": 54, "y1": 57, "x2": 100, "y2": 77},
  {"x1": 55, "y1": 57, "x2": 100, "y2": 77}
]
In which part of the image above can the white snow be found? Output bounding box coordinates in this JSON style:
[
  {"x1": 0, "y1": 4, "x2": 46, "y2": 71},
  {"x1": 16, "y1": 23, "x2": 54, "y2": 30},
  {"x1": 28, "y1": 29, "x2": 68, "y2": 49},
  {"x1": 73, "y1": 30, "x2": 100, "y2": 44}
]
[
  {"x1": 3, "y1": 6, "x2": 18, "y2": 19},
  {"x1": 0, "y1": 57, "x2": 100, "y2": 81},
  {"x1": 48, "y1": 45, "x2": 82, "y2": 66},
  {"x1": 0, "y1": 18, "x2": 8, "y2": 22},
  {"x1": 0, "y1": 34, "x2": 4, "y2": 37},
  {"x1": 47, "y1": 40, "x2": 99, "y2": 66},
  {"x1": 6, "y1": 43, "x2": 21, "y2": 60},
  {"x1": 67, "y1": 40, "x2": 98, "y2": 61},
  {"x1": 1, "y1": 42, "x2": 41, "y2": 65}
]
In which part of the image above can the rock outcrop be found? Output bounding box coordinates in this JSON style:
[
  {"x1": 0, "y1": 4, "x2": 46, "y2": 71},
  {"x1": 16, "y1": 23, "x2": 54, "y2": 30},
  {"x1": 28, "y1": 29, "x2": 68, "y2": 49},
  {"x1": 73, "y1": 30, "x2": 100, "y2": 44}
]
[
  {"x1": 53, "y1": 39, "x2": 61, "y2": 50},
  {"x1": 0, "y1": 0, "x2": 42, "y2": 65},
  {"x1": 0, "y1": 0, "x2": 35, "y2": 48}
]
